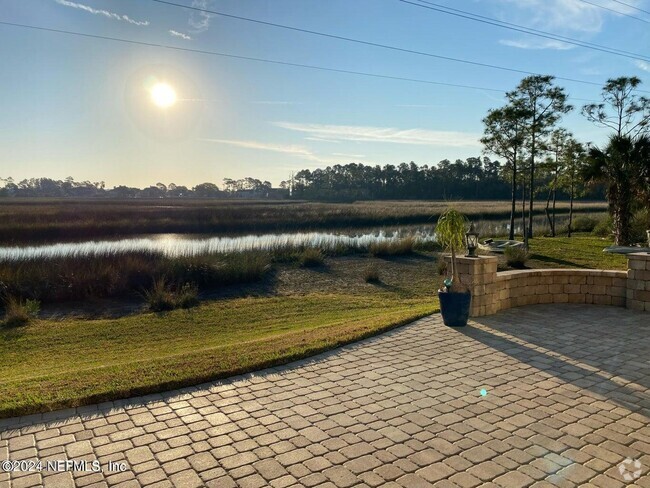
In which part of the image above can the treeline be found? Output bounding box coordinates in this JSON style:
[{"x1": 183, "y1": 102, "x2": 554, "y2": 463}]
[
  {"x1": 287, "y1": 158, "x2": 604, "y2": 201},
  {"x1": 0, "y1": 177, "x2": 281, "y2": 199},
  {"x1": 0, "y1": 159, "x2": 604, "y2": 201}
]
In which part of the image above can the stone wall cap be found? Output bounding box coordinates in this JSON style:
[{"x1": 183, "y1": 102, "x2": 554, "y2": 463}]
[
  {"x1": 443, "y1": 254, "x2": 498, "y2": 261},
  {"x1": 628, "y1": 252, "x2": 650, "y2": 260},
  {"x1": 496, "y1": 269, "x2": 626, "y2": 278}
]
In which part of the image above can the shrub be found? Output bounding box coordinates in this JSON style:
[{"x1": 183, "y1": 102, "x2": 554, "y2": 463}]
[
  {"x1": 299, "y1": 248, "x2": 325, "y2": 267},
  {"x1": 504, "y1": 246, "x2": 530, "y2": 269},
  {"x1": 143, "y1": 279, "x2": 200, "y2": 312},
  {"x1": 592, "y1": 215, "x2": 613, "y2": 238},
  {"x1": 3, "y1": 297, "x2": 40, "y2": 327},
  {"x1": 369, "y1": 237, "x2": 415, "y2": 257},
  {"x1": 364, "y1": 265, "x2": 380, "y2": 283},
  {"x1": 436, "y1": 258, "x2": 448, "y2": 276},
  {"x1": 143, "y1": 278, "x2": 177, "y2": 312},
  {"x1": 176, "y1": 282, "x2": 199, "y2": 309},
  {"x1": 571, "y1": 216, "x2": 598, "y2": 233}
]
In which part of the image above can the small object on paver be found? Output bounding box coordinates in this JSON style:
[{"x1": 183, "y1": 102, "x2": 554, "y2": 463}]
[{"x1": 480, "y1": 389, "x2": 488, "y2": 397}]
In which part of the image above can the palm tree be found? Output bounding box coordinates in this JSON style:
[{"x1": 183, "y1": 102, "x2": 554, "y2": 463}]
[{"x1": 583, "y1": 135, "x2": 650, "y2": 245}]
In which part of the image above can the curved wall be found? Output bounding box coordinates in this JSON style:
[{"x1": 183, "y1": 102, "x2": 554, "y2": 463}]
[{"x1": 443, "y1": 252, "x2": 650, "y2": 317}]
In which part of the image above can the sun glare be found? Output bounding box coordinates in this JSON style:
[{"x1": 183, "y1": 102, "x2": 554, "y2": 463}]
[{"x1": 150, "y1": 82, "x2": 177, "y2": 108}]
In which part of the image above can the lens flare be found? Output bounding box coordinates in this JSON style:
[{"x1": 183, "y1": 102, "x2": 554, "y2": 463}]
[{"x1": 150, "y1": 83, "x2": 177, "y2": 108}]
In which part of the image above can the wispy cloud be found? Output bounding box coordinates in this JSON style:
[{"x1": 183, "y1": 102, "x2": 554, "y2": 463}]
[
  {"x1": 188, "y1": 0, "x2": 213, "y2": 33},
  {"x1": 305, "y1": 137, "x2": 341, "y2": 144},
  {"x1": 498, "y1": 39, "x2": 573, "y2": 50},
  {"x1": 199, "y1": 138, "x2": 313, "y2": 157},
  {"x1": 494, "y1": 0, "x2": 645, "y2": 50},
  {"x1": 636, "y1": 60, "x2": 650, "y2": 72},
  {"x1": 274, "y1": 122, "x2": 481, "y2": 148},
  {"x1": 198, "y1": 138, "x2": 369, "y2": 164},
  {"x1": 54, "y1": 0, "x2": 149, "y2": 26},
  {"x1": 169, "y1": 30, "x2": 192, "y2": 40}
]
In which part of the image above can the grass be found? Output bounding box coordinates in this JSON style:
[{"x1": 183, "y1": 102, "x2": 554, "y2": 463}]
[
  {"x1": 364, "y1": 265, "x2": 381, "y2": 283},
  {"x1": 2, "y1": 297, "x2": 40, "y2": 327},
  {"x1": 504, "y1": 246, "x2": 530, "y2": 269},
  {"x1": 526, "y1": 235, "x2": 627, "y2": 270},
  {"x1": 0, "y1": 292, "x2": 438, "y2": 417},
  {"x1": 0, "y1": 251, "x2": 271, "y2": 303},
  {"x1": 143, "y1": 279, "x2": 199, "y2": 311},
  {"x1": 369, "y1": 237, "x2": 415, "y2": 256},
  {"x1": 0, "y1": 198, "x2": 608, "y2": 244},
  {"x1": 299, "y1": 248, "x2": 325, "y2": 267}
]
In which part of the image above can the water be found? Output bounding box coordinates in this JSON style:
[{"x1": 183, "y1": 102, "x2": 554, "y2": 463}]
[
  {"x1": 0, "y1": 216, "x2": 564, "y2": 262},
  {"x1": 0, "y1": 228, "x2": 438, "y2": 261}
]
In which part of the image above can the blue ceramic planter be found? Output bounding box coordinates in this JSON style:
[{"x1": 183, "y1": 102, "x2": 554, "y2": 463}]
[{"x1": 438, "y1": 291, "x2": 472, "y2": 327}]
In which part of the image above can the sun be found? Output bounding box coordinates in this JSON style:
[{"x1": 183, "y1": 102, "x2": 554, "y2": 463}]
[{"x1": 150, "y1": 82, "x2": 177, "y2": 108}]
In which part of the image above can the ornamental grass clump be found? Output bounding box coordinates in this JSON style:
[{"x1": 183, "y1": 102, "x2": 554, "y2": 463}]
[
  {"x1": 299, "y1": 248, "x2": 325, "y2": 267},
  {"x1": 2, "y1": 297, "x2": 40, "y2": 327},
  {"x1": 436, "y1": 209, "x2": 470, "y2": 293},
  {"x1": 504, "y1": 246, "x2": 530, "y2": 269},
  {"x1": 363, "y1": 265, "x2": 381, "y2": 283}
]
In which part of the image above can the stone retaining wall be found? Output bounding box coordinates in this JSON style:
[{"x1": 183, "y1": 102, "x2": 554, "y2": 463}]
[{"x1": 443, "y1": 252, "x2": 650, "y2": 317}]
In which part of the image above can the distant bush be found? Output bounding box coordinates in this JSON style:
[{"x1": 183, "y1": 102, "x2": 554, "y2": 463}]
[
  {"x1": 504, "y1": 246, "x2": 530, "y2": 269},
  {"x1": 143, "y1": 279, "x2": 199, "y2": 312},
  {"x1": 436, "y1": 258, "x2": 448, "y2": 276},
  {"x1": 364, "y1": 265, "x2": 380, "y2": 283},
  {"x1": 2, "y1": 297, "x2": 40, "y2": 327},
  {"x1": 143, "y1": 278, "x2": 177, "y2": 312},
  {"x1": 299, "y1": 248, "x2": 325, "y2": 267},
  {"x1": 413, "y1": 240, "x2": 441, "y2": 252},
  {"x1": 592, "y1": 215, "x2": 613, "y2": 238},
  {"x1": 175, "y1": 282, "x2": 199, "y2": 309},
  {"x1": 571, "y1": 216, "x2": 598, "y2": 233},
  {"x1": 369, "y1": 237, "x2": 415, "y2": 257}
]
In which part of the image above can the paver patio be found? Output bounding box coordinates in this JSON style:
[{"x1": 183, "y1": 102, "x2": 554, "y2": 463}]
[{"x1": 1, "y1": 304, "x2": 649, "y2": 488}]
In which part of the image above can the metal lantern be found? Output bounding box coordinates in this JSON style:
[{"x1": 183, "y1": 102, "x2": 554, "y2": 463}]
[{"x1": 465, "y1": 222, "x2": 479, "y2": 258}]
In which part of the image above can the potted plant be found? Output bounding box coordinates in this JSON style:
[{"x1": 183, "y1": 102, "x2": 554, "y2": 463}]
[{"x1": 436, "y1": 208, "x2": 472, "y2": 327}]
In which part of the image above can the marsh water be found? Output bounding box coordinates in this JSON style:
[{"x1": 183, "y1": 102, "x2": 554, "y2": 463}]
[{"x1": 0, "y1": 217, "x2": 560, "y2": 262}]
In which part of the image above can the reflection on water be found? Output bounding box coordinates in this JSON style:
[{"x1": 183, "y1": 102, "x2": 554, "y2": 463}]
[
  {"x1": 0, "y1": 216, "x2": 566, "y2": 262},
  {"x1": 0, "y1": 229, "x2": 438, "y2": 261}
]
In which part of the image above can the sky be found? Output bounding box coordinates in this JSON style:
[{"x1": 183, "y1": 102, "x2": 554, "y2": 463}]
[{"x1": 1, "y1": 0, "x2": 649, "y2": 188}]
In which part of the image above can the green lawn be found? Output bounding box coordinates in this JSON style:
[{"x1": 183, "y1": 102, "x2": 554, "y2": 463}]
[
  {"x1": 0, "y1": 293, "x2": 438, "y2": 418},
  {"x1": 527, "y1": 235, "x2": 627, "y2": 270}
]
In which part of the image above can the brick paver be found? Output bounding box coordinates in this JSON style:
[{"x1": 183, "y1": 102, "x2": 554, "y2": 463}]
[{"x1": 1, "y1": 304, "x2": 649, "y2": 487}]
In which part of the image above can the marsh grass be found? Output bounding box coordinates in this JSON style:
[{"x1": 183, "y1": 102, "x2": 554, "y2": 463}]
[
  {"x1": 0, "y1": 198, "x2": 608, "y2": 244},
  {"x1": 2, "y1": 297, "x2": 40, "y2": 327},
  {"x1": 299, "y1": 248, "x2": 325, "y2": 267},
  {"x1": 143, "y1": 279, "x2": 199, "y2": 311},
  {"x1": 0, "y1": 251, "x2": 271, "y2": 303},
  {"x1": 369, "y1": 237, "x2": 415, "y2": 256},
  {"x1": 364, "y1": 265, "x2": 381, "y2": 283}
]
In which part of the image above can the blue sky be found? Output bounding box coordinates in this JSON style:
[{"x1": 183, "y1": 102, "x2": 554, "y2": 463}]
[{"x1": 1, "y1": 0, "x2": 649, "y2": 188}]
